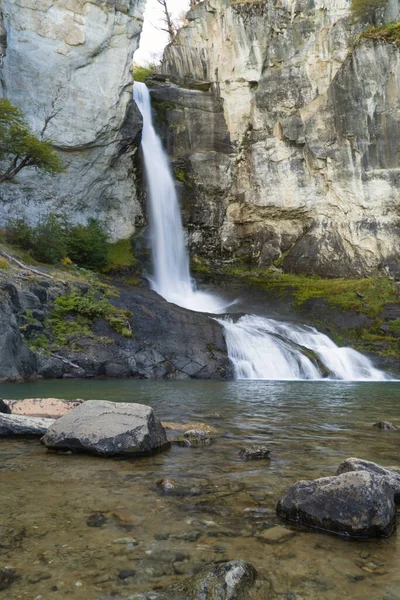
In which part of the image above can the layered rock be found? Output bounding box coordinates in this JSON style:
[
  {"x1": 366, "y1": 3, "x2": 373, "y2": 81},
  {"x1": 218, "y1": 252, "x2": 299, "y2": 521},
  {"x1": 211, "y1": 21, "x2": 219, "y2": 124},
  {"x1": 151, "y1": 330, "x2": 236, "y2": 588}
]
[
  {"x1": 0, "y1": 413, "x2": 54, "y2": 436},
  {"x1": 0, "y1": 0, "x2": 146, "y2": 239},
  {"x1": 156, "y1": 0, "x2": 400, "y2": 277}
]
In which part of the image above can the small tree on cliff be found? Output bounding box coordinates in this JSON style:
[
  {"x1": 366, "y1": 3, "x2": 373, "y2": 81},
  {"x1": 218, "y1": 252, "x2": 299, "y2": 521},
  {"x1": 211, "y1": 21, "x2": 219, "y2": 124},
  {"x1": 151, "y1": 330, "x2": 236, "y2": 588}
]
[
  {"x1": 351, "y1": 0, "x2": 388, "y2": 24},
  {"x1": 0, "y1": 98, "x2": 64, "y2": 184}
]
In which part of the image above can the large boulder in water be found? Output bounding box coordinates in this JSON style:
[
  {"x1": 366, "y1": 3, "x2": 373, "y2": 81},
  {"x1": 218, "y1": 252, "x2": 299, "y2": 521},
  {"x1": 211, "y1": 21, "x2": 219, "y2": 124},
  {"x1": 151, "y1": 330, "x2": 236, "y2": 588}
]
[
  {"x1": 41, "y1": 400, "x2": 168, "y2": 456},
  {"x1": 0, "y1": 413, "x2": 54, "y2": 436},
  {"x1": 277, "y1": 471, "x2": 396, "y2": 538},
  {"x1": 337, "y1": 458, "x2": 400, "y2": 500}
]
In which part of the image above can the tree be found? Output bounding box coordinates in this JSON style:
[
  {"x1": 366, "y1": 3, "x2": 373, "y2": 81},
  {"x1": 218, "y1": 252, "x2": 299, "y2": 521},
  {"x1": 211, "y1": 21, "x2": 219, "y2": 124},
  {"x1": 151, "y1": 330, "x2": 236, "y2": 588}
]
[
  {"x1": 156, "y1": 0, "x2": 176, "y2": 42},
  {"x1": 350, "y1": 0, "x2": 388, "y2": 25},
  {"x1": 0, "y1": 98, "x2": 64, "y2": 184}
]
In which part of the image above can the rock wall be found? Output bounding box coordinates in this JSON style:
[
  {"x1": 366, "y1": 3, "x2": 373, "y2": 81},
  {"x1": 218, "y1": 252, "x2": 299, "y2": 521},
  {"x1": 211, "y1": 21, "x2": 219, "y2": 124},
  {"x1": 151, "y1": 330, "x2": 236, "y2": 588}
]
[
  {"x1": 157, "y1": 0, "x2": 400, "y2": 277},
  {"x1": 0, "y1": 0, "x2": 146, "y2": 239}
]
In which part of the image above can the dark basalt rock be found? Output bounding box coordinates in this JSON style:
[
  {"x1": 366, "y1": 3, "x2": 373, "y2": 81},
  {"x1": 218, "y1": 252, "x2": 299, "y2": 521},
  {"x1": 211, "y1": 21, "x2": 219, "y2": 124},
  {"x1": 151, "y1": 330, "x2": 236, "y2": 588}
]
[
  {"x1": 41, "y1": 400, "x2": 169, "y2": 456},
  {"x1": 337, "y1": 457, "x2": 400, "y2": 500},
  {"x1": 277, "y1": 471, "x2": 396, "y2": 538},
  {"x1": 238, "y1": 445, "x2": 271, "y2": 460}
]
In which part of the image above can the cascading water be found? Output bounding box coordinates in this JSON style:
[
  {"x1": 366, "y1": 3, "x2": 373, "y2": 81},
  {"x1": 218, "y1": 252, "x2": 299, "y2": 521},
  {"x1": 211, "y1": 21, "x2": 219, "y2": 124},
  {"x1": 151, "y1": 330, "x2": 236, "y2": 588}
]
[
  {"x1": 133, "y1": 82, "x2": 390, "y2": 382},
  {"x1": 133, "y1": 82, "x2": 227, "y2": 314}
]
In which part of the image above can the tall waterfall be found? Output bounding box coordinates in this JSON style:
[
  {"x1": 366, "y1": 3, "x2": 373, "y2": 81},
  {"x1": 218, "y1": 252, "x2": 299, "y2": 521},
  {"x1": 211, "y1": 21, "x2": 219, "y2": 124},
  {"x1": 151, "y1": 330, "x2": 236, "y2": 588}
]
[
  {"x1": 133, "y1": 82, "x2": 390, "y2": 382},
  {"x1": 133, "y1": 82, "x2": 227, "y2": 314}
]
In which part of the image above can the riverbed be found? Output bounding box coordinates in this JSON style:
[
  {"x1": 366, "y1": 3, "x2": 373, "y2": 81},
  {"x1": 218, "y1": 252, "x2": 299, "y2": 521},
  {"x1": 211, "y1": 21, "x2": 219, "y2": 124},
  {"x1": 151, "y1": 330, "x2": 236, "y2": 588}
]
[{"x1": 1, "y1": 380, "x2": 399, "y2": 599}]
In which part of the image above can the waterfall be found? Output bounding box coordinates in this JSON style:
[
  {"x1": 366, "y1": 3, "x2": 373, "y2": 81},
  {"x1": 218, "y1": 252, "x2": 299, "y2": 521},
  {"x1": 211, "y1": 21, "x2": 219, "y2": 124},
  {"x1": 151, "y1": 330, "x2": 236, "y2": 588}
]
[
  {"x1": 133, "y1": 82, "x2": 390, "y2": 382},
  {"x1": 133, "y1": 82, "x2": 227, "y2": 314}
]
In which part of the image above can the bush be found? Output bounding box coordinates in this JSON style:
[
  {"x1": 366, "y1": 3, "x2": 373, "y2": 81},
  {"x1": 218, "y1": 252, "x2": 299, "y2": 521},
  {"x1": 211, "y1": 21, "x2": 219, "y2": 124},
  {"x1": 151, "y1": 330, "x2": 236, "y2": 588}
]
[
  {"x1": 31, "y1": 214, "x2": 67, "y2": 264},
  {"x1": 351, "y1": 0, "x2": 388, "y2": 24},
  {"x1": 67, "y1": 219, "x2": 109, "y2": 271},
  {"x1": 5, "y1": 218, "x2": 33, "y2": 250},
  {"x1": 132, "y1": 63, "x2": 157, "y2": 83}
]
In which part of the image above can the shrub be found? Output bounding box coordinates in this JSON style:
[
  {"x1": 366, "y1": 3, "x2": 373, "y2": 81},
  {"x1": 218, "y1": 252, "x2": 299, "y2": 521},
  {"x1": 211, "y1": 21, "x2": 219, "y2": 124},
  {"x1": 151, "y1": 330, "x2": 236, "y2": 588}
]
[
  {"x1": 31, "y1": 214, "x2": 67, "y2": 264},
  {"x1": 103, "y1": 237, "x2": 138, "y2": 273},
  {"x1": 67, "y1": 219, "x2": 109, "y2": 271},
  {"x1": 5, "y1": 218, "x2": 33, "y2": 250},
  {"x1": 132, "y1": 63, "x2": 157, "y2": 83},
  {"x1": 351, "y1": 0, "x2": 388, "y2": 24}
]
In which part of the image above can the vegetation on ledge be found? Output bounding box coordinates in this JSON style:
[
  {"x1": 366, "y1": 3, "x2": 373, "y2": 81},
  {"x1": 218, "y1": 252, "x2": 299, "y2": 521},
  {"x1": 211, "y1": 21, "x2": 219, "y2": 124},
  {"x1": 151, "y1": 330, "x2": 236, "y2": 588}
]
[{"x1": 356, "y1": 22, "x2": 400, "y2": 46}]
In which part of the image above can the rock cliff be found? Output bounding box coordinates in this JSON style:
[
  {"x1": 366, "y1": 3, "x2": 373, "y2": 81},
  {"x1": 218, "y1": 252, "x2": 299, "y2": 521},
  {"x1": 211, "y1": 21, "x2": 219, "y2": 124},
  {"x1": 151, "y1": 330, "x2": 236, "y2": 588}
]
[
  {"x1": 0, "y1": 0, "x2": 145, "y2": 239},
  {"x1": 155, "y1": 0, "x2": 400, "y2": 278}
]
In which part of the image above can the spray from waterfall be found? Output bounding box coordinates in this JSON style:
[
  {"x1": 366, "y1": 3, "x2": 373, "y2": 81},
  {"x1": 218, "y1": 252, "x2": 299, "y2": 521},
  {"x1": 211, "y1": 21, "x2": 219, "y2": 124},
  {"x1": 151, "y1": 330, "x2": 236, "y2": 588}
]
[{"x1": 133, "y1": 82, "x2": 390, "y2": 382}]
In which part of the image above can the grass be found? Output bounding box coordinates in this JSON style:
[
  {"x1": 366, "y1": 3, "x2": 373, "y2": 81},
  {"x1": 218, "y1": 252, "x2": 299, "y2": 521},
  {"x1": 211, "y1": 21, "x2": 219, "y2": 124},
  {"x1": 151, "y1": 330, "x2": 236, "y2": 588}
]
[
  {"x1": 357, "y1": 22, "x2": 400, "y2": 46},
  {"x1": 103, "y1": 238, "x2": 138, "y2": 273}
]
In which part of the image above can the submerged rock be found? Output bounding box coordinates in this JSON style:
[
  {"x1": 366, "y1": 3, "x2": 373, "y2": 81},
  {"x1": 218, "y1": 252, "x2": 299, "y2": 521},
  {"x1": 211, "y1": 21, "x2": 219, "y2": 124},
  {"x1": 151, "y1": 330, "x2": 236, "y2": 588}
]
[
  {"x1": 170, "y1": 560, "x2": 258, "y2": 599},
  {"x1": 238, "y1": 445, "x2": 271, "y2": 460},
  {"x1": 0, "y1": 413, "x2": 54, "y2": 436},
  {"x1": 41, "y1": 400, "x2": 169, "y2": 456},
  {"x1": 372, "y1": 421, "x2": 398, "y2": 430},
  {"x1": 277, "y1": 471, "x2": 396, "y2": 538},
  {"x1": 337, "y1": 458, "x2": 400, "y2": 500},
  {"x1": 0, "y1": 567, "x2": 19, "y2": 591},
  {"x1": 180, "y1": 429, "x2": 212, "y2": 446}
]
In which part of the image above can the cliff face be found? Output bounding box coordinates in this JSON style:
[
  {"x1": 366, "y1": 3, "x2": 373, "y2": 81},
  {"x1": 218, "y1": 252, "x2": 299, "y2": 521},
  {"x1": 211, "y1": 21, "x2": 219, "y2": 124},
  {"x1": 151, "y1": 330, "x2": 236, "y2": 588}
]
[
  {"x1": 0, "y1": 0, "x2": 145, "y2": 239},
  {"x1": 158, "y1": 0, "x2": 400, "y2": 277}
]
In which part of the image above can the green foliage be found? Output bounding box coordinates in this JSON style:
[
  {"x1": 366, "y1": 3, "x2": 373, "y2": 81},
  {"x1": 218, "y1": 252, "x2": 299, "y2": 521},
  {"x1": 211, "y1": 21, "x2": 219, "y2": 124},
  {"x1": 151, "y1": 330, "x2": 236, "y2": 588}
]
[
  {"x1": 103, "y1": 238, "x2": 138, "y2": 273},
  {"x1": 48, "y1": 289, "x2": 133, "y2": 347},
  {"x1": 28, "y1": 333, "x2": 50, "y2": 353},
  {"x1": 132, "y1": 64, "x2": 157, "y2": 83},
  {"x1": 357, "y1": 21, "x2": 400, "y2": 45},
  {"x1": 0, "y1": 257, "x2": 8, "y2": 270},
  {"x1": 174, "y1": 167, "x2": 186, "y2": 182},
  {"x1": 5, "y1": 218, "x2": 33, "y2": 250},
  {"x1": 32, "y1": 214, "x2": 68, "y2": 264},
  {"x1": 67, "y1": 220, "x2": 109, "y2": 271},
  {"x1": 350, "y1": 0, "x2": 388, "y2": 24},
  {"x1": 0, "y1": 98, "x2": 64, "y2": 183}
]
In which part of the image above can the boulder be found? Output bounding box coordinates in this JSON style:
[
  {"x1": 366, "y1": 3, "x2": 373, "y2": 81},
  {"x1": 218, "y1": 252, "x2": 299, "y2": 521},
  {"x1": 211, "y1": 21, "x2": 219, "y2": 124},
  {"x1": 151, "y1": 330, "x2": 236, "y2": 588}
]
[
  {"x1": 0, "y1": 399, "x2": 11, "y2": 414},
  {"x1": 337, "y1": 458, "x2": 400, "y2": 500},
  {"x1": 0, "y1": 413, "x2": 54, "y2": 436},
  {"x1": 4, "y1": 398, "x2": 84, "y2": 419},
  {"x1": 277, "y1": 471, "x2": 396, "y2": 538},
  {"x1": 41, "y1": 400, "x2": 169, "y2": 456}
]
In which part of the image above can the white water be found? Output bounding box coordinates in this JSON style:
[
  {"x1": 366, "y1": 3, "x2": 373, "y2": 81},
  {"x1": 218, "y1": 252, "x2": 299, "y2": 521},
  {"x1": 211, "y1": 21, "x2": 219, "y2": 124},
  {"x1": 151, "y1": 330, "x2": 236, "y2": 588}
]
[
  {"x1": 133, "y1": 82, "x2": 227, "y2": 314},
  {"x1": 133, "y1": 82, "x2": 390, "y2": 382}
]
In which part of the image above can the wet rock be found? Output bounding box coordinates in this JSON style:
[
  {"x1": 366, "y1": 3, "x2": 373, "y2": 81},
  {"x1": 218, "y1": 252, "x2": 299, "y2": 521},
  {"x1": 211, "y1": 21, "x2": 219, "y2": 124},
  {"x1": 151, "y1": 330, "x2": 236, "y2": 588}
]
[
  {"x1": 257, "y1": 526, "x2": 296, "y2": 544},
  {"x1": 3, "y1": 398, "x2": 84, "y2": 419},
  {"x1": 0, "y1": 567, "x2": 19, "y2": 591},
  {"x1": 372, "y1": 421, "x2": 397, "y2": 430},
  {"x1": 180, "y1": 429, "x2": 212, "y2": 446},
  {"x1": 113, "y1": 537, "x2": 138, "y2": 545},
  {"x1": 170, "y1": 560, "x2": 258, "y2": 599},
  {"x1": 277, "y1": 471, "x2": 396, "y2": 538},
  {"x1": 238, "y1": 445, "x2": 271, "y2": 460},
  {"x1": 337, "y1": 458, "x2": 400, "y2": 500},
  {"x1": 118, "y1": 569, "x2": 136, "y2": 580},
  {"x1": 156, "y1": 478, "x2": 202, "y2": 497},
  {"x1": 41, "y1": 401, "x2": 169, "y2": 456},
  {"x1": 0, "y1": 413, "x2": 54, "y2": 436},
  {"x1": 0, "y1": 399, "x2": 11, "y2": 414},
  {"x1": 27, "y1": 572, "x2": 52, "y2": 584},
  {"x1": 86, "y1": 512, "x2": 108, "y2": 528}
]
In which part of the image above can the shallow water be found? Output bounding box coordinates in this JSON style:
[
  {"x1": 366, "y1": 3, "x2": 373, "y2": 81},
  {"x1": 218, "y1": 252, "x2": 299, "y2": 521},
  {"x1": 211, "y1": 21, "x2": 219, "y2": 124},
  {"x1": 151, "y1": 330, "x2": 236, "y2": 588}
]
[{"x1": 1, "y1": 379, "x2": 399, "y2": 599}]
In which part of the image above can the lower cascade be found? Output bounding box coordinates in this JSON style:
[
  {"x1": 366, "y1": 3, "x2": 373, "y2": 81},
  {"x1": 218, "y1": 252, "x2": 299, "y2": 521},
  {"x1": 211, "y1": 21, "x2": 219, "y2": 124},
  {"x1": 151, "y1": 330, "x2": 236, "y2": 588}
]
[{"x1": 133, "y1": 82, "x2": 390, "y2": 383}]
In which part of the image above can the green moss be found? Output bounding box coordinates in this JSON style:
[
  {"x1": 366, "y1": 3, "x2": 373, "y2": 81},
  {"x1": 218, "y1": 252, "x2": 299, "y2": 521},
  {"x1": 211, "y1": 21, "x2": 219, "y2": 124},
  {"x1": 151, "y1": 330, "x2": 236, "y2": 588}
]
[
  {"x1": 356, "y1": 21, "x2": 400, "y2": 45},
  {"x1": 28, "y1": 333, "x2": 50, "y2": 353},
  {"x1": 153, "y1": 101, "x2": 175, "y2": 127},
  {"x1": 223, "y1": 267, "x2": 397, "y2": 318},
  {"x1": 389, "y1": 319, "x2": 400, "y2": 334},
  {"x1": 103, "y1": 238, "x2": 138, "y2": 273},
  {"x1": 174, "y1": 167, "x2": 186, "y2": 182}
]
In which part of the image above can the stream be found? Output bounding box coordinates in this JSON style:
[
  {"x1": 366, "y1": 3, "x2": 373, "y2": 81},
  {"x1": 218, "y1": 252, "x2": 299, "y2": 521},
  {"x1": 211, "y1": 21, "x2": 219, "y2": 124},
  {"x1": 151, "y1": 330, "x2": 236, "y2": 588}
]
[{"x1": 1, "y1": 379, "x2": 399, "y2": 599}]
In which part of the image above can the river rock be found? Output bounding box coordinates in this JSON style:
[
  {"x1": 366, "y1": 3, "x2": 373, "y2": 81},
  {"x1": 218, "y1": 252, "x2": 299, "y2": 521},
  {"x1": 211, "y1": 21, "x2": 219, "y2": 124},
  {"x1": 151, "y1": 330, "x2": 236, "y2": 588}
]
[
  {"x1": 337, "y1": 458, "x2": 400, "y2": 500},
  {"x1": 238, "y1": 445, "x2": 271, "y2": 460},
  {"x1": 181, "y1": 430, "x2": 212, "y2": 446},
  {"x1": 170, "y1": 560, "x2": 258, "y2": 599},
  {"x1": 0, "y1": 413, "x2": 54, "y2": 436},
  {"x1": 0, "y1": 567, "x2": 19, "y2": 591},
  {"x1": 372, "y1": 421, "x2": 398, "y2": 430},
  {"x1": 3, "y1": 398, "x2": 84, "y2": 418},
  {"x1": 0, "y1": 399, "x2": 11, "y2": 414},
  {"x1": 277, "y1": 471, "x2": 396, "y2": 538},
  {"x1": 41, "y1": 400, "x2": 169, "y2": 456}
]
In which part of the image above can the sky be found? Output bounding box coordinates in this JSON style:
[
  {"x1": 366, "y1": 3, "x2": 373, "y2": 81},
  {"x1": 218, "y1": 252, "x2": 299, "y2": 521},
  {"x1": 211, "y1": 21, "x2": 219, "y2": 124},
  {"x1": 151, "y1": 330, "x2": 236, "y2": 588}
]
[{"x1": 134, "y1": 0, "x2": 190, "y2": 65}]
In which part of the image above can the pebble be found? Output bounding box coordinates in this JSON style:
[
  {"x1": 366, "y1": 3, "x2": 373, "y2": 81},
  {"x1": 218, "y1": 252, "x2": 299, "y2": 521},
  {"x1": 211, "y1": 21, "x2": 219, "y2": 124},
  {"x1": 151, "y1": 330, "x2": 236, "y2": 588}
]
[
  {"x1": 113, "y1": 537, "x2": 138, "y2": 545},
  {"x1": 75, "y1": 581, "x2": 83, "y2": 587},
  {"x1": 86, "y1": 512, "x2": 107, "y2": 527},
  {"x1": 258, "y1": 526, "x2": 296, "y2": 544}
]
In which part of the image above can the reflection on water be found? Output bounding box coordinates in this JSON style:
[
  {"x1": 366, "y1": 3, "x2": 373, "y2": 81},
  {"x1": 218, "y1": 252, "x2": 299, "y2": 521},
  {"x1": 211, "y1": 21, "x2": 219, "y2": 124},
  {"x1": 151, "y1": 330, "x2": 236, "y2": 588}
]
[{"x1": 0, "y1": 380, "x2": 399, "y2": 599}]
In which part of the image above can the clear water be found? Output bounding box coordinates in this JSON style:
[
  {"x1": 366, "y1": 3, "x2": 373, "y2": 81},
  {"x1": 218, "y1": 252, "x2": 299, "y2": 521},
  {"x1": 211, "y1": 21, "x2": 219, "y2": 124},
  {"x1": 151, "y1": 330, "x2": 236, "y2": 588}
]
[{"x1": 1, "y1": 379, "x2": 399, "y2": 599}]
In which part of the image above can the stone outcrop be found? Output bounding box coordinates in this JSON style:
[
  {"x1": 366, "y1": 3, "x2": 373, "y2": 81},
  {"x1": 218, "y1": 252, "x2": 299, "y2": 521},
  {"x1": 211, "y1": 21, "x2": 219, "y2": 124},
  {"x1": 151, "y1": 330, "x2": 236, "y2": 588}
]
[
  {"x1": 0, "y1": 0, "x2": 145, "y2": 239},
  {"x1": 277, "y1": 471, "x2": 396, "y2": 538},
  {"x1": 0, "y1": 413, "x2": 54, "y2": 436},
  {"x1": 41, "y1": 400, "x2": 169, "y2": 456},
  {"x1": 154, "y1": 0, "x2": 400, "y2": 277},
  {"x1": 0, "y1": 269, "x2": 232, "y2": 381}
]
